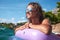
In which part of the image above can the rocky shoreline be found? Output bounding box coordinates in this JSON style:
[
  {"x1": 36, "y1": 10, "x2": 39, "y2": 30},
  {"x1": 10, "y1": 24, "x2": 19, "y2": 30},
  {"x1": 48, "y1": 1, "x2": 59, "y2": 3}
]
[{"x1": 52, "y1": 23, "x2": 60, "y2": 34}]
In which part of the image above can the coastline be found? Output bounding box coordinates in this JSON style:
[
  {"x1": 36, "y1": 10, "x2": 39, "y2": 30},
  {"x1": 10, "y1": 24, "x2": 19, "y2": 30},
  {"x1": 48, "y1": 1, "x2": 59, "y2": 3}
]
[{"x1": 52, "y1": 23, "x2": 60, "y2": 34}]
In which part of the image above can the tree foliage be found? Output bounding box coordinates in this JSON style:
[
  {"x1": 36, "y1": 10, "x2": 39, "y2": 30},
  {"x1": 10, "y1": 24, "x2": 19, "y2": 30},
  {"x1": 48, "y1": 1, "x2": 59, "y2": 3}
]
[
  {"x1": 44, "y1": 11, "x2": 58, "y2": 24},
  {"x1": 57, "y1": 2, "x2": 60, "y2": 8}
]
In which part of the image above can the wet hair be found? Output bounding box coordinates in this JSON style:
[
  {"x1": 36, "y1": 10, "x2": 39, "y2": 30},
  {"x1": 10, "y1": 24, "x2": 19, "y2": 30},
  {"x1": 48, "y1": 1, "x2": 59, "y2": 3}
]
[{"x1": 27, "y1": 2, "x2": 44, "y2": 23}]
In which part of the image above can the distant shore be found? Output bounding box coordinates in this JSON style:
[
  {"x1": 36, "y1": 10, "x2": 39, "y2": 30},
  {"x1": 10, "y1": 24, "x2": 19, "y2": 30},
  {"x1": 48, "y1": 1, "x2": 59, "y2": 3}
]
[{"x1": 52, "y1": 23, "x2": 60, "y2": 33}]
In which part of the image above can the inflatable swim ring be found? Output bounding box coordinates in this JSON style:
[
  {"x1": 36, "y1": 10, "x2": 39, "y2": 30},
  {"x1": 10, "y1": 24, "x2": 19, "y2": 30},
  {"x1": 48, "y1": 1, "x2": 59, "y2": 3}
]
[{"x1": 15, "y1": 28, "x2": 60, "y2": 40}]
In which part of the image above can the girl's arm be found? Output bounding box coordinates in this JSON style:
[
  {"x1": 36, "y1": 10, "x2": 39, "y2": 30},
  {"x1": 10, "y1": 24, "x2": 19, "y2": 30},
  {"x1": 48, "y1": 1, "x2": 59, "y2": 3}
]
[
  {"x1": 39, "y1": 24, "x2": 52, "y2": 35},
  {"x1": 15, "y1": 22, "x2": 29, "y2": 32},
  {"x1": 29, "y1": 18, "x2": 52, "y2": 35},
  {"x1": 41, "y1": 18, "x2": 52, "y2": 34}
]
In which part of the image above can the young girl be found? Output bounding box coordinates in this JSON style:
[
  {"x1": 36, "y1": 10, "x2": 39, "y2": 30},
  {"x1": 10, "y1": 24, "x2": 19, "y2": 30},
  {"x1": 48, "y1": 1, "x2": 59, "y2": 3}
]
[{"x1": 15, "y1": 2, "x2": 52, "y2": 35}]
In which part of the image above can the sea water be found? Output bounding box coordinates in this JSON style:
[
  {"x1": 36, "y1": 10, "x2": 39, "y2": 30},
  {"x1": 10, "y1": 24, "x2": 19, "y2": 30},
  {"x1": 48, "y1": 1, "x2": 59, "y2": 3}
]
[{"x1": 0, "y1": 26, "x2": 23, "y2": 40}]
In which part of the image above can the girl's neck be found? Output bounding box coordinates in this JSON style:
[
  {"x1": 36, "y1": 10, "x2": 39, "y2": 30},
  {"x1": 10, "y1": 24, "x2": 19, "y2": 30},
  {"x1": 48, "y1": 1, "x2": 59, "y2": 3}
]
[{"x1": 31, "y1": 18, "x2": 41, "y2": 25}]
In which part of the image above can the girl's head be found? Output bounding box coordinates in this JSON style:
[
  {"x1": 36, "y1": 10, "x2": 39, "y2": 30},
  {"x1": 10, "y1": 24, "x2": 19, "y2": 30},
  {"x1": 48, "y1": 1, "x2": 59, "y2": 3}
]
[{"x1": 26, "y1": 2, "x2": 44, "y2": 23}]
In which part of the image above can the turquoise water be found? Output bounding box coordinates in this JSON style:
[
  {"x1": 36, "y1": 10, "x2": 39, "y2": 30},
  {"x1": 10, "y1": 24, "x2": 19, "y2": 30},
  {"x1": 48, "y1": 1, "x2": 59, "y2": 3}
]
[
  {"x1": 0, "y1": 26, "x2": 23, "y2": 40},
  {"x1": 0, "y1": 26, "x2": 15, "y2": 40}
]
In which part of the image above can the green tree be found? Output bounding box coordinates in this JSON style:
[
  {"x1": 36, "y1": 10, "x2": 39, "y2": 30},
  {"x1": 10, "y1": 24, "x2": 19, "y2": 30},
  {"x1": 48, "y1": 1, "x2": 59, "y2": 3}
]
[
  {"x1": 57, "y1": 12, "x2": 60, "y2": 23},
  {"x1": 57, "y1": 2, "x2": 60, "y2": 8},
  {"x1": 17, "y1": 22, "x2": 26, "y2": 26},
  {"x1": 56, "y1": 2, "x2": 60, "y2": 23},
  {"x1": 57, "y1": 2, "x2": 60, "y2": 12},
  {"x1": 44, "y1": 11, "x2": 58, "y2": 24}
]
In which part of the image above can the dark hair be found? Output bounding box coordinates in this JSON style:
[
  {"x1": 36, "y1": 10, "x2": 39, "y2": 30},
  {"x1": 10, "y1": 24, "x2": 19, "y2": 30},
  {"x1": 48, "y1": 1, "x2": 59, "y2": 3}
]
[{"x1": 27, "y1": 2, "x2": 44, "y2": 23}]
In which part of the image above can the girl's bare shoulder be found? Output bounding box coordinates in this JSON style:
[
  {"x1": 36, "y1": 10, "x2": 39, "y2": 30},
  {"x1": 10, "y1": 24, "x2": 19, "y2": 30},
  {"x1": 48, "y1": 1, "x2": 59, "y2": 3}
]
[{"x1": 42, "y1": 18, "x2": 51, "y2": 25}]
